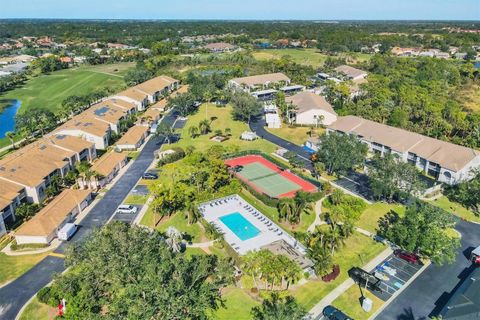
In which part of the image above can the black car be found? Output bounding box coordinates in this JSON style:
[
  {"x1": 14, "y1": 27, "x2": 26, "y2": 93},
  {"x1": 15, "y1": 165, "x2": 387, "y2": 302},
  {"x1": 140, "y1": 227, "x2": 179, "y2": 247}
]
[
  {"x1": 142, "y1": 172, "x2": 158, "y2": 180},
  {"x1": 322, "y1": 305, "x2": 353, "y2": 320}
]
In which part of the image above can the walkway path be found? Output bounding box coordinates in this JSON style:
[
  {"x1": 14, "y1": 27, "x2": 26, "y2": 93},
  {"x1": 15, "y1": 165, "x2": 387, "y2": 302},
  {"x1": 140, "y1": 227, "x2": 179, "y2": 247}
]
[
  {"x1": 187, "y1": 240, "x2": 216, "y2": 248},
  {"x1": 307, "y1": 197, "x2": 326, "y2": 233},
  {"x1": 307, "y1": 247, "x2": 393, "y2": 319}
]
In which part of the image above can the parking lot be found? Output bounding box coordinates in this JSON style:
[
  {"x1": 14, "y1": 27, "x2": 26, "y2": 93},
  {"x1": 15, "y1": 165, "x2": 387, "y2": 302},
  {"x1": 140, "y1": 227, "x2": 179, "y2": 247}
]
[
  {"x1": 335, "y1": 172, "x2": 374, "y2": 201},
  {"x1": 369, "y1": 254, "x2": 423, "y2": 301},
  {"x1": 111, "y1": 204, "x2": 142, "y2": 223}
]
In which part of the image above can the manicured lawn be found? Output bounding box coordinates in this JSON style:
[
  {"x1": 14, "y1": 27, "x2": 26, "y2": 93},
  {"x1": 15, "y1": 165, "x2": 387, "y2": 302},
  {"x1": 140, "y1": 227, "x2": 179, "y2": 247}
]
[
  {"x1": 266, "y1": 126, "x2": 323, "y2": 146},
  {"x1": 141, "y1": 209, "x2": 206, "y2": 243},
  {"x1": 166, "y1": 103, "x2": 277, "y2": 154},
  {"x1": 0, "y1": 251, "x2": 51, "y2": 285},
  {"x1": 357, "y1": 202, "x2": 406, "y2": 234},
  {"x1": 0, "y1": 62, "x2": 133, "y2": 115},
  {"x1": 290, "y1": 233, "x2": 385, "y2": 310},
  {"x1": 253, "y1": 49, "x2": 372, "y2": 68},
  {"x1": 332, "y1": 283, "x2": 384, "y2": 320},
  {"x1": 19, "y1": 296, "x2": 55, "y2": 320},
  {"x1": 430, "y1": 196, "x2": 480, "y2": 223},
  {"x1": 211, "y1": 288, "x2": 260, "y2": 320},
  {"x1": 124, "y1": 194, "x2": 148, "y2": 205}
]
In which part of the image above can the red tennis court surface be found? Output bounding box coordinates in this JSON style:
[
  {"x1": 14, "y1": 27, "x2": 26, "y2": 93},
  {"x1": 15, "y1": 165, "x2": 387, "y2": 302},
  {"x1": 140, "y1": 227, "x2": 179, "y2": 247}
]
[{"x1": 225, "y1": 155, "x2": 317, "y2": 198}]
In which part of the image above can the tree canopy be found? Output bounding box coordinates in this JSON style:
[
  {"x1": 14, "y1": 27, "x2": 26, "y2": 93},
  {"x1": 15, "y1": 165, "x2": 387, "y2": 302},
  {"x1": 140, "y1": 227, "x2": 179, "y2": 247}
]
[
  {"x1": 230, "y1": 91, "x2": 262, "y2": 123},
  {"x1": 378, "y1": 200, "x2": 460, "y2": 265},
  {"x1": 251, "y1": 293, "x2": 306, "y2": 320},
  {"x1": 46, "y1": 222, "x2": 233, "y2": 319},
  {"x1": 315, "y1": 132, "x2": 368, "y2": 176}
]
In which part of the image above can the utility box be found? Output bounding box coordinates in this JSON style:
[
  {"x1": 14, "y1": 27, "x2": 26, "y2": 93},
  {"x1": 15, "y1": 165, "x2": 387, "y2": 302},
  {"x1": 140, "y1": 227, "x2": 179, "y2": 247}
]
[{"x1": 362, "y1": 297, "x2": 373, "y2": 312}]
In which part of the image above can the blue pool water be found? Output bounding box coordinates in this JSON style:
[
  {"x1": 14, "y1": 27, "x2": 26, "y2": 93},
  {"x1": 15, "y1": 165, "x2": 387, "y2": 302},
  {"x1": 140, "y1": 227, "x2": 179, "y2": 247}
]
[
  {"x1": 475, "y1": 61, "x2": 480, "y2": 69},
  {"x1": 219, "y1": 212, "x2": 260, "y2": 241},
  {"x1": 0, "y1": 99, "x2": 21, "y2": 139}
]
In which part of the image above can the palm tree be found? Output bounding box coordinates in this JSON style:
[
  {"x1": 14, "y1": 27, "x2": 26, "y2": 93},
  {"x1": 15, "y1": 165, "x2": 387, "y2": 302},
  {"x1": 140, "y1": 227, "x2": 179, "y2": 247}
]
[
  {"x1": 277, "y1": 198, "x2": 295, "y2": 223},
  {"x1": 5, "y1": 131, "x2": 16, "y2": 149},
  {"x1": 188, "y1": 126, "x2": 199, "y2": 138},
  {"x1": 291, "y1": 191, "x2": 313, "y2": 224},
  {"x1": 185, "y1": 202, "x2": 201, "y2": 225},
  {"x1": 155, "y1": 123, "x2": 175, "y2": 144},
  {"x1": 204, "y1": 222, "x2": 223, "y2": 241},
  {"x1": 198, "y1": 119, "x2": 211, "y2": 135},
  {"x1": 243, "y1": 252, "x2": 261, "y2": 289},
  {"x1": 251, "y1": 293, "x2": 306, "y2": 320},
  {"x1": 165, "y1": 227, "x2": 183, "y2": 253}
]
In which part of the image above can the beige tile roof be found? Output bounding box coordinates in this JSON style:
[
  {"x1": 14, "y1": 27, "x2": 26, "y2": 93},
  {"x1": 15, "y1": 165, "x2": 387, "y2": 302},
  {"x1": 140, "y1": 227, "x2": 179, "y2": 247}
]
[
  {"x1": 334, "y1": 65, "x2": 368, "y2": 79},
  {"x1": 56, "y1": 113, "x2": 110, "y2": 137},
  {"x1": 143, "y1": 108, "x2": 162, "y2": 121},
  {"x1": 91, "y1": 152, "x2": 127, "y2": 177},
  {"x1": 107, "y1": 98, "x2": 137, "y2": 112},
  {"x1": 134, "y1": 75, "x2": 179, "y2": 96},
  {"x1": 0, "y1": 141, "x2": 75, "y2": 186},
  {"x1": 204, "y1": 42, "x2": 236, "y2": 50},
  {"x1": 15, "y1": 189, "x2": 91, "y2": 237},
  {"x1": 0, "y1": 180, "x2": 24, "y2": 210},
  {"x1": 117, "y1": 87, "x2": 148, "y2": 102},
  {"x1": 151, "y1": 99, "x2": 167, "y2": 111},
  {"x1": 329, "y1": 116, "x2": 480, "y2": 172},
  {"x1": 286, "y1": 92, "x2": 336, "y2": 115},
  {"x1": 88, "y1": 101, "x2": 127, "y2": 124},
  {"x1": 116, "y1": 125, "x2": 149, "y2": 146},
  {"x1": 45, "y1": 135, "x2": 94, "y2": 154},
  {"x1": 230, "y1": 73, "x2": 290, "y2": 87}
]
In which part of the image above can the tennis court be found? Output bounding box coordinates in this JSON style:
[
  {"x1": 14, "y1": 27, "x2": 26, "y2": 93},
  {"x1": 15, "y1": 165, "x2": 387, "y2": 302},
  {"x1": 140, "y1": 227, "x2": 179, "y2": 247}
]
[{"x1": 225, "y1": 155, "x2": 317, "y2": 198}]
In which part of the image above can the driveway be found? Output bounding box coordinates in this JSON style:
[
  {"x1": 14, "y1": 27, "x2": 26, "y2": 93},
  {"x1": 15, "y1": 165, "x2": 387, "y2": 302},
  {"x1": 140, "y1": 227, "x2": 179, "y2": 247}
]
[
  {"x1": 0, "y1": 111, "x2": 178, "y2": 320},
  {"x1": 376, "y1": 218, "x2": 480, "y2": 319}
]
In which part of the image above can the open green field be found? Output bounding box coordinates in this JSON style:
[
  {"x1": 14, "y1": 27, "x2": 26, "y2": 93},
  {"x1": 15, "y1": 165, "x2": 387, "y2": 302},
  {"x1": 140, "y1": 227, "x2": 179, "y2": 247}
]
[
  {"x1": 253, "y1": 49, "x2": 372, "y2": 68},
  {"x1": 430, "y1": 196, "x2": 480, "y2": 223},
  {"x1": 266, "y1": 125, "x2": 323, "y2": 146},
  {"x1": 0, "y1": 62, "x2": 133, "y2": 115},
  {"x1": 166, "y1": 103, "x2": 277, "y2": 154},
  {"x1": 0, "y1": 251, "x2": 51, "y2": 286},
  {"x1": 332, "y1": 283, "x2": 384, "y2": 319},
  {"x1": 357, "y1": 202, "x2": 406, "y2": 234}
]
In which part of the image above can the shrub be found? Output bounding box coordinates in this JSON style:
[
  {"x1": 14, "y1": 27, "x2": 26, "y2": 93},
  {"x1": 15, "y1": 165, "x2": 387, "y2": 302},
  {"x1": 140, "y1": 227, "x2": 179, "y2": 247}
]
[
  {"x1": 321, "y1": 265, "x2": 340, "y2": 282},
  {"x1": 157, "y1": 147, "x2": 185, "y2": 166},
  {"x1": 37, "y1": 286, "x2": 61, "y2": 307}
]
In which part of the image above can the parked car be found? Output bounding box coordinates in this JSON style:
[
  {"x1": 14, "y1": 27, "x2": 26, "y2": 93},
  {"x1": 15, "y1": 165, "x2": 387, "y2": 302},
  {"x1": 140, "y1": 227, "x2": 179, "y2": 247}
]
[
  {"x1": 116, "y1": 205, "x2": 138, "y2": 214},
  {"x1": 374, "y1": 270, "x2": 389, "y2": 281},
  {"x1": 394, "y1": 249, "x2": 420, "y2": 264},
  {"x1": 322, "y1": 305, "x2": 353, "y2": 320},
  {"x1": 142, "y1": 172, "x2": 158, "y2": 180}
]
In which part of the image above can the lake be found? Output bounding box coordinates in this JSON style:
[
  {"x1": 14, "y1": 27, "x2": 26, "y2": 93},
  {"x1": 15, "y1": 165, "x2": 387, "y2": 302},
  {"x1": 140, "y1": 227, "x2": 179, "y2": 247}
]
[{"x1": 0, "y1": 99, "x2": 21, "y2": 139}]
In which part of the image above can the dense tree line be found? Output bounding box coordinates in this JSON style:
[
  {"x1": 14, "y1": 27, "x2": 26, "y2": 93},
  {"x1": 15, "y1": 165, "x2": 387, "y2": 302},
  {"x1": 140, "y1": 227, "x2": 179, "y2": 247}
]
[
  {"x1": 337, "y1": 55, "x2": 480, "y2": 148},
  {"x1": 1, "y1": 20, "x2": 479, "y2": 50}
]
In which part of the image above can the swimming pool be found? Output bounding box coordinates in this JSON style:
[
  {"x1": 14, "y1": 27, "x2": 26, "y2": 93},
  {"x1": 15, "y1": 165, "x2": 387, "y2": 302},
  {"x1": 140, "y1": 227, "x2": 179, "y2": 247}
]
[{"x1": 219, "y1": 212, "x2": 260, "y2": 241}]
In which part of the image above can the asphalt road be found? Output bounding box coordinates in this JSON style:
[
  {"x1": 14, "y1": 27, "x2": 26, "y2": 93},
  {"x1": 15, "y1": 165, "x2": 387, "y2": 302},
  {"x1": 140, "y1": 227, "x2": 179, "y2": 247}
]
[
  {"x1": 249, "y1": 116, "x2": 313, "y2": 168},
  {"x1": 376, "y1": 218, "x2": 480, "y2": 319},
  {"x1": 0, "y1": 111, "x2": 177, "y2": 320}
]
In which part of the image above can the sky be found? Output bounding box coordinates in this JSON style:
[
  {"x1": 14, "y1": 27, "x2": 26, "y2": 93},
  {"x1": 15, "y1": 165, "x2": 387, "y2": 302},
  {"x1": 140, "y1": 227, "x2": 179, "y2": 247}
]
[{"x1": 1, "y1": 0, "x2": 479, "y2": 20}]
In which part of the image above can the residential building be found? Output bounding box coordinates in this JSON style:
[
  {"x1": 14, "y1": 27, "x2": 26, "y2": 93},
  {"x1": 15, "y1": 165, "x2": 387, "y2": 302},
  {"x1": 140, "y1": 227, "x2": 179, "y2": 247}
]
[
  {"x1": 327, "y1": 116, "x2": 480, "y2": 185},
  {"x1": 286, "y1": 91, "x2": 338, "y2": 126},
  {"x1": 203, "y1": 42, "x2": 237, "y2": 53},
  {"x1": 334, "y1": 65, "x2": 368, "y2": 81},
  {"x1": 55, "y1": 114, "x2": 111, "y2": 149},
  {"x1": 229, "y1": 73, "x2": 291, "y2": 92},
  {"x1": 89, "y1": 152, "x2": 128, "y2": 188},
  {"x1": 115, "y1": 125, "x2": 150, "y2": 151},
  {"x1": 440, "y1": 268, "x2": 480, "y2": 319},
  {"x1": 111, "y1": 87, "x2": 149, "y2": 111},
  {"x1": 391, "y1": 47, "x2": 422, "y2": 56},
  {"x1": 0, "y1": 135, "x2": 96, "y2": 204},
  {"x1": 87, "y1": 101, "x2": 130, "y2": 134},
  {"x1": 142, "y1": 107, "x2": 162, "y2": 124},
  {"x1": 14, "y1": 189, "x2": 92, "y2": 245}
]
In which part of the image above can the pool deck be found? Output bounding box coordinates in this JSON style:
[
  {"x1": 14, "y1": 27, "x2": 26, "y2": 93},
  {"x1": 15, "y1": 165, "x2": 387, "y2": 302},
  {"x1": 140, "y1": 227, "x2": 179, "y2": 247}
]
[{"x1": 199, "y1": 194, "x2": 306, "y2": 255}]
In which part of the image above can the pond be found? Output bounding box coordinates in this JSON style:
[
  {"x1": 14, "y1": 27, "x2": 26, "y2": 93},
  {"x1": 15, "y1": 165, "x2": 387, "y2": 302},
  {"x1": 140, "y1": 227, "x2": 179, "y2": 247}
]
[{"x1": 0, "y1": 99, "x2": 21, "y2": 139}]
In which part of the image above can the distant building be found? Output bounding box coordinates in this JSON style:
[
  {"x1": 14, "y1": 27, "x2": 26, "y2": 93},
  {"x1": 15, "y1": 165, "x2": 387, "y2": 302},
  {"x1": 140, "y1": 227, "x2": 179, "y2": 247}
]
[
  {"x1": 328, "y1": 116, "x2": 480, "y2": 185},
  {"x1": 203, "y1": 42, "x2": 237, "y2": 53},
  {"x1": 286, "y1": 91, "x2": 337, "y2": 126},
  {"x1": 334, "y1": 65, "x2": 368, "y2": 81},
  {"x1": 229, "y1": 73, "x2": 291, "y2": 92}
]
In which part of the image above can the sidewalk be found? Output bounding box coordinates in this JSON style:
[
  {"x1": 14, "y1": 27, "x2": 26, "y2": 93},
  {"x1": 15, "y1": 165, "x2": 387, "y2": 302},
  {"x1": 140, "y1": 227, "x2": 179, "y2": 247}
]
[
  {"x1": 307, "y1": 197, "x2": 326, "y2": 233},
  {"x1": 307, "y1": 246, "x2": 393, "y2": 318}
]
